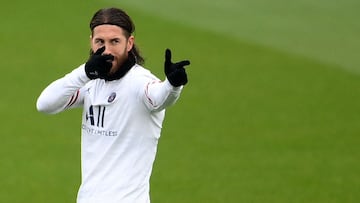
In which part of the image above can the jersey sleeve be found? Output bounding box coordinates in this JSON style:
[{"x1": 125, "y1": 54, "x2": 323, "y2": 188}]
[
  {"x1": 142, "y1": 78, "x2": 183, "y2": 112},
  {"x1": 36, "y1": 64, "x2": 90, "y2": 114}
]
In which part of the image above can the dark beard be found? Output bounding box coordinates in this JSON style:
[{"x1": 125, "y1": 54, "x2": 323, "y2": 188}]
[{"x1": 104, "y1": 52, "x2": 136, "y2": 81}]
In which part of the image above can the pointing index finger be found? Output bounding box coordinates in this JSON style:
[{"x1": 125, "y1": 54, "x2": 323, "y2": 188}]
[
  {"x1": 94, "y1": 46, "x2": 106, "y2": 55},
  {"x1": 165, "y1": 49, "x2": 172, "y2": 64}
]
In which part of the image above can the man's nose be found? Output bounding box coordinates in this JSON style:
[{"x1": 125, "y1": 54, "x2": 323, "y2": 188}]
[{"x1": 102, "y1": 46, "x2": 111, "y2": 55}]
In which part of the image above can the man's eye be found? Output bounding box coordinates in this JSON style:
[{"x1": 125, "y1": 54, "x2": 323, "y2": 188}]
[
  {"x1": 95, "y1": 40, "x2": 104, "y2": 44},
  {"x1": 112, "y1": 39, "x2": 120, "y2": 44}
]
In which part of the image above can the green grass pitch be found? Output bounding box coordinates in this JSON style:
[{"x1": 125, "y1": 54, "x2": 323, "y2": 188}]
[{"x1": 1, "y1": 0, "x2": 359, "y2": 202}]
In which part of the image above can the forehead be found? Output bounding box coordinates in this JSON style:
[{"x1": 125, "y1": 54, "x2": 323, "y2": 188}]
[{"x1": 92, "y1": 24, "x2": 126, "y2": 38}]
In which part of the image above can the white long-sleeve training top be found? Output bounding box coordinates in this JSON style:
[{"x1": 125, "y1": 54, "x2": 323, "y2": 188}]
[{"x1": 36, "y1": 64, "x2": 183, "y2": 203}]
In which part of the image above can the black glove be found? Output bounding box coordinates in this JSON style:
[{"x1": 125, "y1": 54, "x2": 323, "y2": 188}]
[
  {"x1": 85, "y1": 46, "x2": 114, "y2": 79},
  {"x1": 164, "y1": 49, "x2": 190, "y2": 87}
]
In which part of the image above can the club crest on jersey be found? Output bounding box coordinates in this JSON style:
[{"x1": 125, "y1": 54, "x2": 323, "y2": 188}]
[{"x1": 108, "y1": 92, "x2": 116, "y2": 103}]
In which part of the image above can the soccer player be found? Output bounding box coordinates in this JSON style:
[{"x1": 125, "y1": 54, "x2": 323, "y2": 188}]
[{"x1": 36, "y1": 7, "x2": 190, "y2": 203}]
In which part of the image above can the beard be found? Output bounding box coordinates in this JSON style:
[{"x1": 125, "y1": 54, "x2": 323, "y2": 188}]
[{"x1": 109, "y1": 48, "x2": 128, "y2": 75}]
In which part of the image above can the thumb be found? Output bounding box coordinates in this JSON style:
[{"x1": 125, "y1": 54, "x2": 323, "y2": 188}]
[{"x1": 175, "y1": 60, "x2": 190, "y2": 68}]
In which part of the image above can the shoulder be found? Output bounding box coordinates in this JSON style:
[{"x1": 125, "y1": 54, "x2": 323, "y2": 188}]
[
  {"x1": 124, "y1": 65, "x2": 162, "y2": 97},
  {"x1": 84, "y1": 79, "x2": 97, "y2": 88},
  {"x1": 128, "y1": 64, "x2": 160, "y2": 81}
]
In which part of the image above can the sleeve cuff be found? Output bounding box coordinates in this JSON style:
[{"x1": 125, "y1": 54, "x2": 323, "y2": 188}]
[
  {"x1": 164, "y1": 78, "x2": 183, "y2": 92},
  {"x1": 72, "y1": 64, "x2": 91, "y2": 83}
]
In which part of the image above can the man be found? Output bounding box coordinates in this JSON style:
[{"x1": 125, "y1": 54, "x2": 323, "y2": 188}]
[{"x1": 36, "y1": 7, "x2": 190, "y2": 203}]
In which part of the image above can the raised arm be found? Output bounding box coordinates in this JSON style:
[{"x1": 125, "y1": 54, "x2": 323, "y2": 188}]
[
  {"x1": 36, "y1": 65, "x2": 90, "y2": 114},
  {"x1": 37, "y1": 47, "x2": 114, "y2": 114},
  {"x1": 143, "y1": 49, "x2": 190, "y2": 111}
]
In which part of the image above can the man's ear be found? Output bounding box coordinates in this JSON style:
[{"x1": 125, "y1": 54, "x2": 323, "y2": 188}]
[
  {"x1": 89, "y1": 35, "x2": 94, "y2": 51},
  {"x1": 127, "y1": 36, "x2": 134, "y2": 52}
]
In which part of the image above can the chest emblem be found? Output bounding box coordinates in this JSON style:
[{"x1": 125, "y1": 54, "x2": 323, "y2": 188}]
[{"x1": 108, "y1": 92, "x2": 117, "y2": 103}]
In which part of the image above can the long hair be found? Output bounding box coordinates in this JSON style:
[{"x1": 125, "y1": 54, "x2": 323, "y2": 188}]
[{"x1": 89, "y1": 8, "x2": 145, "y2": 65}]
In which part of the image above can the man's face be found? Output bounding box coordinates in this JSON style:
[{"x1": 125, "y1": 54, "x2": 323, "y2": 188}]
[{"x1": 90, "y1": 24, "x2": 134, "y2": 75}]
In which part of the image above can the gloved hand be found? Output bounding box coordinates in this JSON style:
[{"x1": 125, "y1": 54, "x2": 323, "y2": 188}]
[
  {"x1": 164, "y1": 49, "x2": 190, "y2": 87},
  {"x1": 85, "y1": 46, "x2": 114, "y2": 79}
]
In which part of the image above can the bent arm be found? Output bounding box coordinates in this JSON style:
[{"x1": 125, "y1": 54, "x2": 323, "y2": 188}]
[
  {"x1": 36, "y1": 64, "x2": 90, "y2": 114},
  {"x1": 144, "y1": 79, "x2": 183, "y2": 112}
]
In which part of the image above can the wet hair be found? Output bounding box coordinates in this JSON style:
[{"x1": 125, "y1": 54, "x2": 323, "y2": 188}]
[{"x1": 89, "y1": 7, "x2": 144, "y2": 65}]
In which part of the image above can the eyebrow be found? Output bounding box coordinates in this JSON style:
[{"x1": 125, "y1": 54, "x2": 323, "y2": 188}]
[{"x1": 93, "y1": 37, "x2": 122, "y2": 41}]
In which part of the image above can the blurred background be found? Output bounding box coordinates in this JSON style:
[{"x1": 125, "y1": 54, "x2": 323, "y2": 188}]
[{"x1": 1, "y1": 0, "x2": 359, "y2": 202}]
